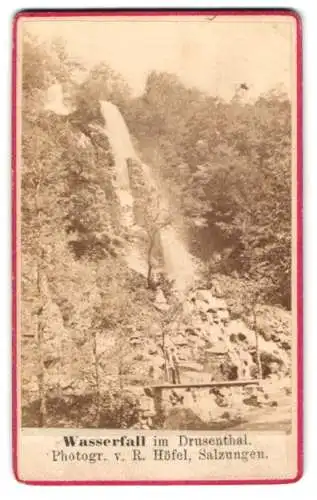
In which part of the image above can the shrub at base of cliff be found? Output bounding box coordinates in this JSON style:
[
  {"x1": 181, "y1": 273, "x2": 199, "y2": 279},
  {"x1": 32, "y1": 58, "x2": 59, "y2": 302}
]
[{"x1": 22, "y1": 390, "x2": 140, "y2": 428}]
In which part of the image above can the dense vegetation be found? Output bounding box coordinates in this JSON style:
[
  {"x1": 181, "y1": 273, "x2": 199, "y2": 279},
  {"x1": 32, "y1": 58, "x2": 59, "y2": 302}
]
[
  {"x1": 123, "y1": 72, "x2": 292, "y2": 309},
  {"x1": 20, "y1": 34, "x2": 292, "y2": 427}
]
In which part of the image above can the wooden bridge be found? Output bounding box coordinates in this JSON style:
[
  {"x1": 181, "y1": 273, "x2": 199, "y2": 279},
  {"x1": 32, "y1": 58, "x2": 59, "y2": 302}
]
[{"x1": 145, "y1": 379, "x2": 260, "y2": 423}]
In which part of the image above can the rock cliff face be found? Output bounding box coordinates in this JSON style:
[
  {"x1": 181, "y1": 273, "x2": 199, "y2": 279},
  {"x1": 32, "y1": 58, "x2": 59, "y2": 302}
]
[
  {"x1": 21, "y1": 99, "x2": 292, "y2": 430},
  {"x1": 120, "y1": 285, "x2": 292, "y2": 430}
]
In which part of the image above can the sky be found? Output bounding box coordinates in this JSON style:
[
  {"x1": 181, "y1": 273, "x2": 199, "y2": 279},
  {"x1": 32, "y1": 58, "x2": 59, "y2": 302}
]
[{"x1": 21, "y1": 15, "x2": 296, "y2": 101}]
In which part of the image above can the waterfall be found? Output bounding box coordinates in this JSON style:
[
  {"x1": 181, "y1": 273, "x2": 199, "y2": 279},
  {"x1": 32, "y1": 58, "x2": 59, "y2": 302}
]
[
  {"x1": 98, "y1": 100, "x2": 197, "y2": 292},
  {"x1": 159, "y1": 226, "x2": 197, "y2": 293},
  {"x1": 140, "y1": 162, "x2": 197, "y2": 293},
  {"x1": 99, "y1": 101, "x2": 136, "y2": 229},
  {"x1": 43, "y1": 83, "x2": 198, "y2": 291},
  {"x1": 44, "y1": 83, "x2": 74, "y2": 115}
]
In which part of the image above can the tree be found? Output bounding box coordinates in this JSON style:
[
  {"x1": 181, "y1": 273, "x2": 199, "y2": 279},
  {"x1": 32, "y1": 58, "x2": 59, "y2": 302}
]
[
  {"x1": 20, "y1": 33, "x2": 292, "y2": 427},
  {"x1": 74, "y1": 62, "x2": 132, "y2": 112},
  {"x1": 144, "y1": 193, "x2": 172, "y2": 289},
  {"x1": 241, "y1": 284, "x2": 264, "y2": 380}
]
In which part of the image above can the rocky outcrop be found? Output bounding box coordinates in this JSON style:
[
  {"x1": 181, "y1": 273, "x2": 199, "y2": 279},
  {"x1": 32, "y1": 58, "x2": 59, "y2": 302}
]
[
  {"x1": 124, "y1": 286, "x2": 292, "y2": 429},
  {"x1": 163, "y1": 287, "x2": 291, "y2": 381},
  {"x1": 21, "y1": 95, "x2": 292, "y2": 431}
]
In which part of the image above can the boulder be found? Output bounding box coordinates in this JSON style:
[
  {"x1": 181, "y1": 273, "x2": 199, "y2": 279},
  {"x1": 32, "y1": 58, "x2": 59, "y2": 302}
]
[
  {"x1": 207, "y1": 312, "x2": 215, "y2": 325},
  {"x1": 129, "y1": 336, "x2": 142, "y2": 346},
  {"x1": 217, "y1": 309, "x2": 230, "y2": 323},
  {"x1": 182, "y1": 301, "x2": 194, "y2": 315},
  {"x1": 242, "y1": 395, "x2": 262, "y2": 407},
  {"x1": 210, "y1": 279, "x2": 223, "y2": 298},
  {"x1": 258, "y1": 338, "x2": 290, "y2": 366},
  {"x1": 42, "y1": 341, "x2": 60, "y2": 367},
  {"x1": 174, "y1": 334, "x2": 188, "y2": 346},
  {"x1": 225, "y1": 320, "x2": 255, "y2": 346},
  {"x1": 205, "y1": 298, "x2": 227, "y2": 313},
  {"x1": 272, "y1": 332, "x2": 291, "y2": 351},
  {"x1": 185, "y1": 327, "x2": 200, "y2": 337},
  {"x1": 189, "y1": 336, "x2": 206, "y2": 348},
  {"x1": 177, "y1": 346, "x2": 192, "y2": 361},
  {"x1": 179, "y1": 361, "x2": 204, "y2": 372},
  {"x1": 195, "y1": 289, "x2": 214, "y2": 303},
  {"x1": 199, "y1": 310, "x2": 209, "y2": 322},
  {"x1": 208, "y1": 324, "x2": 224, "y2": 341},
  {"x1": 139, "y1": 395, "x2": 155, "y2": 417},
  {"x1": 252, "y1": 305, "x2": 291, "y2": 340},
  {"x1": 154, "y1": 289, "x2": 170, "y2": 312},
  {"x1": 148, "y1": 345, "x2": 159, "y2": 355},
  {"x1": 206, "y1": 342, "x2": 228, "y2": 355}
]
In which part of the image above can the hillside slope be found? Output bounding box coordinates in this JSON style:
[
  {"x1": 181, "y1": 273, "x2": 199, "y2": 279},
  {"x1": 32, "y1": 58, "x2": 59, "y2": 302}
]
[{"x1": 21, "y1": 101, "x2": 292, "y2": 431}]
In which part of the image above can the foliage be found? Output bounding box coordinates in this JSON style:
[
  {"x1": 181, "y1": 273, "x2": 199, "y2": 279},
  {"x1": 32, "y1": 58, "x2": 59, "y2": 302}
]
[
  {"x1": 21, "y1": 36, "x2": 157, "y2": 427},
  {"x1": 126, "y1": 72, "x2": 292, "y2": 308},
  {"x1": 20, "y1": 35, "x2": 292, "y2": 427},
  {"x1": 74, "y1": 62, "x2": 132, "y2": 113}
]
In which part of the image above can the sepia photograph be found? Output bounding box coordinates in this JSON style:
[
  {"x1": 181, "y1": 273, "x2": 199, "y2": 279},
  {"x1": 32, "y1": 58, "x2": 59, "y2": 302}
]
[{"x1": 13, "y1": 10, "x2": 302, "y2": 483}]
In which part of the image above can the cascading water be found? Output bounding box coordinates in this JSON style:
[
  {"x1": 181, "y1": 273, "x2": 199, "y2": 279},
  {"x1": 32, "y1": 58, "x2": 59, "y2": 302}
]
[
  {"x1": 44, "y1": 82, "x2": 75, "y2": 116},
  {"x1": 99, "y1": 101, "x2": 136, "y2": 229},
  {"x1": 98, "y1": 100, "x2": 198, "y2": 292},
  {"x1": 43, "y1": 84, "x2": 197, "y2": 291},
  {"x1": 140, "y1": 163, "x2": 197, "y2": 293}
]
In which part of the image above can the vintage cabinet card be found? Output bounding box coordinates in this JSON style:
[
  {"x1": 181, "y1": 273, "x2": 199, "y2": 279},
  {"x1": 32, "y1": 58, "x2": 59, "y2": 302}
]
[{"x1": 12, "y1": 9, "x2": 303, "y2": 485}]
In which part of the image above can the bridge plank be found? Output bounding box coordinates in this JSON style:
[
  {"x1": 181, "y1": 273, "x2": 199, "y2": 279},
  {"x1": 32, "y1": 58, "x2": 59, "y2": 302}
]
[{"x1": 148, "y1": 380, "x2": 259, "y2": 390}]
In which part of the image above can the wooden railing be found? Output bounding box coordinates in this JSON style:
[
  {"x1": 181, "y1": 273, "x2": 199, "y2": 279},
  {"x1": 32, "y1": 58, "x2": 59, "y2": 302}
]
[{"x1": 145, "y1": 379, "x2": 260, "y2": 424}]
